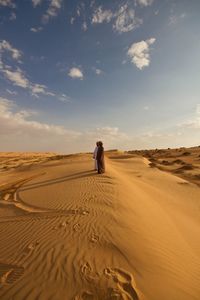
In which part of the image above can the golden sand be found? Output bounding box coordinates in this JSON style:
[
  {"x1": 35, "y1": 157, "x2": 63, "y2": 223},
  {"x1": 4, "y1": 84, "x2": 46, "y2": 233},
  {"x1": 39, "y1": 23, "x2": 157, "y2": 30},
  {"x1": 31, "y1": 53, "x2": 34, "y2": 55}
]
[{"x1": 0, "y1": 149, "x2": 200, "y2": 299}]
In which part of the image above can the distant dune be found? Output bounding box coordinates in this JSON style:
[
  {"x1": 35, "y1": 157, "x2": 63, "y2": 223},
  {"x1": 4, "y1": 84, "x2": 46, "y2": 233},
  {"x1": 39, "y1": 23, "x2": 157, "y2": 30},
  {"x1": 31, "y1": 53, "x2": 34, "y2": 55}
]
[
  {"x1": 127, "y1": 146, "x2": 200, "y2": 186},
  {"x1": 0, "y1": 147, "x2": 200, "y2": 299}
]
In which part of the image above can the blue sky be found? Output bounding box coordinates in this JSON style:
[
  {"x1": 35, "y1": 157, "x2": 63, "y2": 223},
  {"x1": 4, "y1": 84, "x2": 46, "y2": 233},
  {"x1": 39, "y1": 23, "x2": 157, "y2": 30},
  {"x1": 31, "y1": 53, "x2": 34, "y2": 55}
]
[{"x1": 0, "y1": 0, "x2": 200, "y2": 153}]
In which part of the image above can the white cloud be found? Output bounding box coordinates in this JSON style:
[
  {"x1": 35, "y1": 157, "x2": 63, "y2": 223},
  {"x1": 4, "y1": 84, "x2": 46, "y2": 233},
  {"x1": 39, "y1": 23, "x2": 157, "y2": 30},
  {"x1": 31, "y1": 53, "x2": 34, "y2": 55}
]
[
  {"x1": 0, "y1": 40, "x2": 59, "y2": 97},
  {"x1": 137, "y1": 0, "x2": 154, "y2": 7},
  {"x1": 95, "y1": 126, "x2": 128, "y2": 140},
  {"x1": 82, "y1": 21, "x2": 88, "y2": 31},
  {"x1": 32, "y1": 0, "x2": 43, "y2": 7},
  {"x1": 2, "y1": 65, "x2": 55, "y2": 97},
  {"x1": 92, "y1": 6, "x2": 113, "y2": 24},
  {"x1": 30, "y1": 26, "x2": 43, "y2": 33},
  {"x1": 6, "y1": 88, "x2": 17, "y2": 95},
  {"x1": 127, "y1": 38, "x2": 156, "y2": 70},
  {"x1": 42, "y1": 0, "x2": 63, "y2": 23},
  {"x1": 31, "y1": 84, "x2": 55, "y2": 97},
  {"x1": 0, "y1": 40, "x2": 22, "y2": 61},
  {"x1": 58, "y1": 93, "x2": 71, "y2": 103},
  {"x1": 68, "y1": 67, "x2": 83, "y2": 80},
  {"x1": 0, "y1": 98, "x2": 80, "y2": 144},
  {"x1": 91, "y1": 4, "x2": 143, "y2": 34},
  {"x1": 0, "y1": 98, "x2": 130, "y2": 152},
  {"x1": 85, "y1": 126, "x2": 130, "y2": 150},
  {"x1": 70, "y1": 17, "x2": 75, "y2": 24},
  {"x1": 77, "y1": 6, "x2": 81, "y2": 17},
  {"x1": 2, "y1": 97, "x2": 198, "y2": 152},
  {"x1": 95, "y1": 68, "x2": 102, "y2": 75},
  {"x1": 0, "y1": 0, "x2": 15, "y2": 8},
  {"x1": 3, "y1": 68, "x2": 29, "y2": 88},
  {"x1": 113, "y1": 4, "x2": 142, "y2": 33}
]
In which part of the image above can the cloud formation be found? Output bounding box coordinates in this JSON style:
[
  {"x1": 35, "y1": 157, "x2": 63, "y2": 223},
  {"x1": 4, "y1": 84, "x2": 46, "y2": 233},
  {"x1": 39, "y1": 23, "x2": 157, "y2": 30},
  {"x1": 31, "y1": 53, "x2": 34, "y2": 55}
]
[
  {"x1": 137, "y1": 0, "x2": 154, "y2": 7},
  {"x1": 30, "y1": 26, "x2": 43, "y2": 33},
  {"x1": 82, "y1": 21, "x2": 88, "y2": 31},
  {"x1": 68, "y1": 67, "x2": 83, "y2": 79},
  {"x1": 0, "y1": 97, "x2": 130, "y2": 152},
  {"x1": 42, "y1": 0, "x2": 63, "y2": 23},
  {"x1": 92, "y1": 6, "x2": 113, "y2": 24},
  {"x1": 0, "y1": 0, "x2": 15, "y2": 8},
  {"x1": 3, "y1": 68, "x2": 29, "y2": 88},
  {"x1": 91, "y1": 4, "x2": 143, "y2": 34},
  {"x1": 94, "y1": 126, "x2": 129, "y2": 141},
  {"x1": 0, "y1": 40, "x2": 58, "y2": 97},
  {"x1": 127, "y1": 38, "x2": 156, "y2": 69},
  {"x1": 113, "y1": 4, "x2": 143, "y2": 33},
  {"x1": 0, "y1": 40, "x2": 21, "y2": 62},
  {"x1": 0, "y1": 97, "x2": 79, "y2": 139},
  {"x1": 32, "y1": 0, "x2": 43, "y2": 7},
  {"x1": 95, "y1": 68, "x2": 102, "y2": 75}
]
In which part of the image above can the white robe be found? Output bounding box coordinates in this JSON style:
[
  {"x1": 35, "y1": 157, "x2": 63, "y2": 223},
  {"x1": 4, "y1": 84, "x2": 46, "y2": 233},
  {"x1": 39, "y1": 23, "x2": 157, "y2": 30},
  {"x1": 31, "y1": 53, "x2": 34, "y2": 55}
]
[{"x1": 93, "y1": 146, "x2": 98, "y2": 170}]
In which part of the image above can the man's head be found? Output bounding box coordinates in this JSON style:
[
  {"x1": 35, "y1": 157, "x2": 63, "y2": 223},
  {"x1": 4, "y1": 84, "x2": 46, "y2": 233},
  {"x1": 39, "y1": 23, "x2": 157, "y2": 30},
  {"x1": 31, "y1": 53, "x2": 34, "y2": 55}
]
[{"x1": 98, "y1": 141, "x2": 103, "y2": 147}]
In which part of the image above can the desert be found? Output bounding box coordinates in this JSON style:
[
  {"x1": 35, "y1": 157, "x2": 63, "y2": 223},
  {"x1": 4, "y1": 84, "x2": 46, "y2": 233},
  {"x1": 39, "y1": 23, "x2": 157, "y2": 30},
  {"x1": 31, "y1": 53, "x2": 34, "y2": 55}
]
[
  {"x1": 0, "y1": 147, "x2": 200, "y2": 300},
  {"x1": 1, "y1": 1, "x2": 200, "y2": 299}
]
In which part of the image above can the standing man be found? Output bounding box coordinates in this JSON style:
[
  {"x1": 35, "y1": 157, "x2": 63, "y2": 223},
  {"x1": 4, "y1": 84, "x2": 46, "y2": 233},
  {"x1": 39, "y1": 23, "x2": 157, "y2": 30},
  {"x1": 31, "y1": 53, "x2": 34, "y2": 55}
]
[
  {"x1": 96, "y1": 141, "x2": 105, "y2": 174},
  {"x1": 93, "y1": 141, "x2": 99, "y2": 170}
]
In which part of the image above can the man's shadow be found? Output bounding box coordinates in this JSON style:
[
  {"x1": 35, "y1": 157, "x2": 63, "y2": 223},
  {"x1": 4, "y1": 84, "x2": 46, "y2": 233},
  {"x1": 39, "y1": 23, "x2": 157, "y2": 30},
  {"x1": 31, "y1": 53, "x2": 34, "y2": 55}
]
[{"x1": 20, "y1": 170, "x2": 97, "y2": 192}]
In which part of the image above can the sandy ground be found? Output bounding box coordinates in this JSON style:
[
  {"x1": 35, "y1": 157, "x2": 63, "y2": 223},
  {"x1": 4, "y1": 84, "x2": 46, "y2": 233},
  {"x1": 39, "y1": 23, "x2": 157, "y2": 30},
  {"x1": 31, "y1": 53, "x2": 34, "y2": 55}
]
[
  {"x1": 127, "y1": 146, "x2": 200, "y2": 186},
  {"x1": 0, "y1": 150, "x2": 200, "y2": 300}
]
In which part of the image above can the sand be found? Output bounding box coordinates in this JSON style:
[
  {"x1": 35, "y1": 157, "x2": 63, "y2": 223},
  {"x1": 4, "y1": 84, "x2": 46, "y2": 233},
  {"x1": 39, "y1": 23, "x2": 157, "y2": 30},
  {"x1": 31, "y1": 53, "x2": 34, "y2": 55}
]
[{"x1": 0, "y1": 150, "x2": 200, "y2": 300}]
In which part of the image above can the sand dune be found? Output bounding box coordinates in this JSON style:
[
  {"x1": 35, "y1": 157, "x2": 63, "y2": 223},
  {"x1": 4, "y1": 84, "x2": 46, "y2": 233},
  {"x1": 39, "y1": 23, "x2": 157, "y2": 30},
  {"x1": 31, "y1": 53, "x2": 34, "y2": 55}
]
[
  {"x1": 0, "y1": 151, "x2": 200, "y2": 299},
  {"x1": 128, "y1": 146, "x2": 200, "y2": 186}
]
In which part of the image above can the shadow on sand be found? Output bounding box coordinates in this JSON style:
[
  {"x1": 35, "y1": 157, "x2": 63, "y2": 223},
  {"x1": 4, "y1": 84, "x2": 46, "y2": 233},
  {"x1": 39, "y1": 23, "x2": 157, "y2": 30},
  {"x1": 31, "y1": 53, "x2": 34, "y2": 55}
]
[{"x1": 19, "y1": 170, "x2": 98, "y2": 192}]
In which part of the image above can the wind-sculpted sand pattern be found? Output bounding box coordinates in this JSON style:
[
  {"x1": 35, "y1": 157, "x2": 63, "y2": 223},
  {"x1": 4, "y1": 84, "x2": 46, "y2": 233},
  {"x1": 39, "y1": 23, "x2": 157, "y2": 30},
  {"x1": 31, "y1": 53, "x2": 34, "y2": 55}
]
[
  {"x1": 0, "y1": 157, "x2": 142, "y2": 300},
  {"x1": 0, "y1": 152, "x2": 200, "y2": 300},
  {"x1": 0, "y1": 263, "x2": 24, "y2": 288}
]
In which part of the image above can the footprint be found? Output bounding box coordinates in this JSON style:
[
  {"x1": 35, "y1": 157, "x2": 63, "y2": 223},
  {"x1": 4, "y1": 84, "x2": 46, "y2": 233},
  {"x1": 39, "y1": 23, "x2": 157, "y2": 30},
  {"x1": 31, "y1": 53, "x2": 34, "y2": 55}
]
[
  {"x1": 59, "y1": 221, "x2": 69, "y2": 228},
  {"x1": 77, "y1": 265, "x2": 140, "y2": 300},
  {"x1": 75, "y1": 290, "x2": 94, "y2": 300},
  {"x1": 0, "y1": 263, "x2": 24, "y2": 287},
  {"x1": 3, "y1": 193, "x2": 12, "y2": 201},
  {"x1": 73, "y1": 223, "x2": 81, "y2": 232},
  {"x1": 23, "y1": 241, "x2": 39, "y2": 254},
  {"x1": 81, "y1": 262, "x2": 92, "y2": 277},
  {"x1": 104, "y1": 268, "x2": 139, "y2": 300},
  {"x1": 80, "y1": 262, "x2": 98, "y2": 283},
  {"x1": 90, "y1": 235, "x2": 99, "y2": 243},
  {"x1": 81, "y1": 210, "x2": 89, "y2": 216}
]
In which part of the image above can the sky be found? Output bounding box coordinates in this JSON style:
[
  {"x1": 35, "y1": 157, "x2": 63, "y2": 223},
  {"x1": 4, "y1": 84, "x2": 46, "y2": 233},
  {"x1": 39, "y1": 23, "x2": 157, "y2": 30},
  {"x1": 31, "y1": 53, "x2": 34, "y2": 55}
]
[{"x1": 0, "y1": 0, "x2": 200, "y2": 153}]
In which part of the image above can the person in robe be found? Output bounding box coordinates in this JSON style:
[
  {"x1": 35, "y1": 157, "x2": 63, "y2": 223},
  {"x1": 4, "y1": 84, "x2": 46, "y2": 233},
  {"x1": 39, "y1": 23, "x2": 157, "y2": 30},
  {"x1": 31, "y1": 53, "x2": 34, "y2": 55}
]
[
  {"x1": 96, "y1": 141, "x2": 105, "y2": 174},
  {"x1": 93, "y1": 141, "x2": 99, "y2": 170}
]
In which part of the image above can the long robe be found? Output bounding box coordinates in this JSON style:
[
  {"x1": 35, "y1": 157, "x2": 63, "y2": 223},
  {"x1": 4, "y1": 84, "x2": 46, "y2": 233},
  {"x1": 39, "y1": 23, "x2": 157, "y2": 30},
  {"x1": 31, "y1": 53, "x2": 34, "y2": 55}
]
[
  {"x1": 96, "y1": 146, "x2": 105, "y2": 174},
  {"x1": 93, "y1": 146, "x2": 98, "y2": 170}
]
